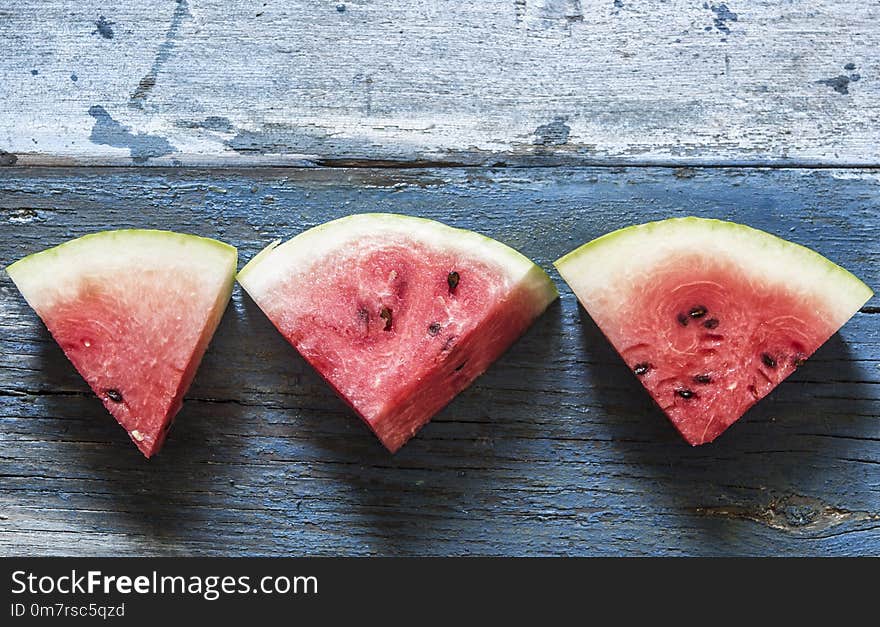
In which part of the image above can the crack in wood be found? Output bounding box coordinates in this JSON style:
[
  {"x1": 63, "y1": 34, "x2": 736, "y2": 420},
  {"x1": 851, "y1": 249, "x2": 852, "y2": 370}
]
[
  {"x1": 0, "y1": 388, "x2": 92, "y2": 399},
  {"x1": 129, "y1": 0, "x2": 191, "y2": 109},
  {"x1": 693, "y1": 494, "x2": 879, "y2": 534}
]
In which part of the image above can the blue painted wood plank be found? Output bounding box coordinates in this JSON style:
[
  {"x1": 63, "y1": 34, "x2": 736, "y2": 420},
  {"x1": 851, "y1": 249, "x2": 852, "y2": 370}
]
[{"x1": 0, "y1": 167, "x2": 877, "y2": 556}]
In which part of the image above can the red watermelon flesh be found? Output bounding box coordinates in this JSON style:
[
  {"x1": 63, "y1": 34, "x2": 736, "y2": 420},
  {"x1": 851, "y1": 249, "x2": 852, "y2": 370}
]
[
  {"x1": 238, "y1": 214, "x2": 558, "y2": 452},
  {"x1": 7, "y1": 231, "x2": 237, "y2": 457},
  {"x1": 555, "y1": 218, "x2": 872, "y2": 445}
]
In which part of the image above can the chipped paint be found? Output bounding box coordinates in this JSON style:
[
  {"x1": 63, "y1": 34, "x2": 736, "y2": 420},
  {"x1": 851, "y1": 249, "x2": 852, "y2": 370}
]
[
  {"x1": 176, "y1": 116, "x2": 234, "y2": 132},
  {"x1": 705, "y1": 2, "x2": 738, "y2": 35},
  {"x1": 6, "y1": 208, "x2": 42, "y2": 223},
  {"x1": 533, "y1": 117, "x2": 571, "y2": 146},
  {"x1": 87, "y1": 105, "x2": 174, "y2": 163},
  {"x1": 818, "y1": 75, "x2": 854, "y2": 95},
  {"x1": 92, "y1": 16, "x2": 115, "y2": 39}
]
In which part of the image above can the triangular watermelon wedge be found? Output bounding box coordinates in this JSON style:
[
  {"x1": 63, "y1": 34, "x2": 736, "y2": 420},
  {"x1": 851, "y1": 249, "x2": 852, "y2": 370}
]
[
  {"x1": 238, "y1": 213, "x2": 558, "y2": 452},
  {"x1": 6, "y1": 230, "x2": 237, "y2": 457},
  {"x1": 555, "y1": 217, "x2": 873, "y2": 445}
]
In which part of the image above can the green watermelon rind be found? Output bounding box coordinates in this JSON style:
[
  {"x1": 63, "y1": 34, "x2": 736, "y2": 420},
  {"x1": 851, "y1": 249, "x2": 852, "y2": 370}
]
[
  {"x1": 238, "y1": 213, "x2": 559, "y2": 310},
  {"x1": 6, "y1": 229, "x2": 239, "y2": 354},
  {"x1": 554, "y1": 217, "x2": 873, "y2": 322},
  {"x1": 6, "y1": 229, "x2": 238, "y2": 291}
]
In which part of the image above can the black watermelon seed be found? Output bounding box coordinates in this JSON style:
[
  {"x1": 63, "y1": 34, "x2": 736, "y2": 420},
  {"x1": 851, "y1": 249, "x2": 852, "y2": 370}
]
[
  {"x1": 689, "y1": 306, "x2": 708, "y2": 318},
  {"x1": 447, "y1": 271, "x2": 460, "y2": 291},
  {"x1": 106, "y1": 389, "x2": 123, "y2": 403},
  {"x1": 793, "y1": 354, "x2": 806, "y2": 367},
  {"x1": 693, "y1": 374, "x2": 712, "y2": 384},
  {"x1": 677, "y1": 313, "x2": 689, "y2": 326},
  {"x1": 428, "y1": 322, "x2": 441, "y2": 336},
  {"x1": 454, "y1": 361, "x2": 467, "y2": 372},
  {"x1": 703, "y1": 318, "x2": 719, "y2": 329},
  {"x1": 379, "y1": 306, "x2": 393, "y2": 331},
  {"x1": 761, "y1": 353, "x2": 777, "y2": 368},
  {"x1": 633, "y1": 362, "x2": 651, "y2": 376},
  {"x1": 676, "y1": 389, "x2": 695, "y2": 399}
]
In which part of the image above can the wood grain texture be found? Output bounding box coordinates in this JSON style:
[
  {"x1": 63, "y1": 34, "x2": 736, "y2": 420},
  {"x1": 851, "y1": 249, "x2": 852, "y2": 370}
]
[
  {"x1": 0, "y1": 166, "x2": 877, "y2": 556},
  {"x1": 0, "y1": 0, "x2": 878, "y2": 166}
]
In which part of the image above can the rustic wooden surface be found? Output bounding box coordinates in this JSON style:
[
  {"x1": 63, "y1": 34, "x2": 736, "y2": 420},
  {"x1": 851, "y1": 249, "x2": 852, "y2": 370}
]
[
  {"x1": 1, "y1": 0, "x2": 879, "y2": 166},
  {"x1": 1, "y1": 0, "x2": 878, "y2": 556},
  {"x1": 0, "y1": 167, "x2": 877, "y2": 556}
]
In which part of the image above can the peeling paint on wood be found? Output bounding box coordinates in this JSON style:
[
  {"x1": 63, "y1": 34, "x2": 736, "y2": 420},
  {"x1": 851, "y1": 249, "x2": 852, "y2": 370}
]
[
  {"x1": 0, "y1": 1, "x2": 878, "y2": 166},
  {"x1": 87, "y1": 106, "x2": 174, "y2": 163},
  {"x1": 92, "y1": 15, "x2": 114, "y2": 40},
  {"x1": 0, "y1": 166, "x2": 877, "y2": 556}
]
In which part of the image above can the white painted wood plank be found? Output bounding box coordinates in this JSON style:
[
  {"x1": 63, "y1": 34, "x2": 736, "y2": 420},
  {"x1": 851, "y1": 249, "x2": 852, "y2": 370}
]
[{"x1": 0, "y1": 0, "x2": 878, "y2": 165}]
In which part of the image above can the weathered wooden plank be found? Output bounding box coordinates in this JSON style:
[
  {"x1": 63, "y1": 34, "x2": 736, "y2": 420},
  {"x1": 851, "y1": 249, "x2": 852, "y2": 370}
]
[
  {"x1": 0, "y1": 1, "x2": 878, "y2": 166},
  {"x1": 0, "y1": 166, "x2": 877, "y2": 556}
]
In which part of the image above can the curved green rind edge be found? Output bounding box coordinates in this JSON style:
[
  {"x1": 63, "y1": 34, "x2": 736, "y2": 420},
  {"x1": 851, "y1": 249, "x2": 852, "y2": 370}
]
[
  {"x1": 237, "y1": 213, "x2": 559, "y2": 304},
  {"x1": 554, "y1": 216, "x2": 873, "y2": 301},
  {"x1": 236, "y1": 239, "x2": 280, "y2": 284},
  {"x1": 6, "y1": 229, "x2": 238, "y2": 281}
]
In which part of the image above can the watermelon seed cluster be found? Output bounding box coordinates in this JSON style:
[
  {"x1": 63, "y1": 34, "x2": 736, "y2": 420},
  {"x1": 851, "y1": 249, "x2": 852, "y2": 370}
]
[{"x1": 668, "y1": 305, "x2": 718, "y2": 398}]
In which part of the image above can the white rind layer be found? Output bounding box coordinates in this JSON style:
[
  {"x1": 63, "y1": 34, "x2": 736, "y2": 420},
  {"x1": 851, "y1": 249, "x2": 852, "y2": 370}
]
[
  {"x1": 6, "y1": 230, "x2": 238, "y2": 314},
  {"x1": 238, "y1": 213, "x2": 558, "y2": 310},
  {"x1": 555, "y1": 217, "x2": 873, "y2": 329}
]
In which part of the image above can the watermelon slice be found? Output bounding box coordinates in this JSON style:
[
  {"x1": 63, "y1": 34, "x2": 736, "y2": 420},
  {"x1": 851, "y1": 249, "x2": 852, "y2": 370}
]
[
  {"x1": 237, "y1": 213, "x2": 558, "y2": 452},
  {"x1": 6, "y1": 230, "x2": 237, "y2": 457},
  {"x1": 555, "y1": 217, "x2": 873, "y2": 445}
]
